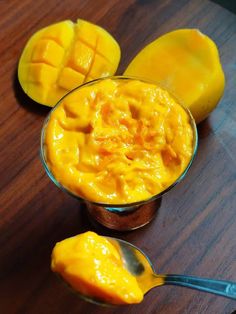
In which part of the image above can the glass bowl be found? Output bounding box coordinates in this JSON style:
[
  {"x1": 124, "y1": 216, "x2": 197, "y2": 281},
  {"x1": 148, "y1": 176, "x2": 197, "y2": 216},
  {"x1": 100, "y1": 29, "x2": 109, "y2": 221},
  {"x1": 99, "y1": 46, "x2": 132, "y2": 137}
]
[{"x1": 40, "y1": 76, "x2": 198, "y2": 231}]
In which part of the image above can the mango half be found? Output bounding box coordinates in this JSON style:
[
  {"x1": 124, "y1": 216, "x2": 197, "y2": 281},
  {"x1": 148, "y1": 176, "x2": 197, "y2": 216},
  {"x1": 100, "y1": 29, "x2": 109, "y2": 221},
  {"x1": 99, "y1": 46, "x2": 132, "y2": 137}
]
[
  {"x1": 124, "y1": 29, "x2": 225, "y2": 123},
  {"x1": 18, "y1": 19, "x2": 121, "y2": 106}
]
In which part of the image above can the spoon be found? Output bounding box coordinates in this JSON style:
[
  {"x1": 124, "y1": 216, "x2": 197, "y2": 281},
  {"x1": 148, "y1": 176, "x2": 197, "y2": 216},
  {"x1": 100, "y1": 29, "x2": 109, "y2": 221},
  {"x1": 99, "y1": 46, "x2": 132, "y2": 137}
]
[{"x1": 78, "y1": 237, "x2": 236, "y2": 305}]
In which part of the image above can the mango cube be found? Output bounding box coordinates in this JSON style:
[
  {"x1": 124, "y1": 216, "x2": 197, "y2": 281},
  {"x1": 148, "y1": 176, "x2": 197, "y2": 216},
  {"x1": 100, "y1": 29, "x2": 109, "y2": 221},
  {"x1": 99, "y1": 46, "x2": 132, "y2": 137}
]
[
  {"x1": 58, "y1": 67, "x2": 85, "y2": 90},
  {"x1": 31, "y1": 39, "x2": 64, "y2": 67}
]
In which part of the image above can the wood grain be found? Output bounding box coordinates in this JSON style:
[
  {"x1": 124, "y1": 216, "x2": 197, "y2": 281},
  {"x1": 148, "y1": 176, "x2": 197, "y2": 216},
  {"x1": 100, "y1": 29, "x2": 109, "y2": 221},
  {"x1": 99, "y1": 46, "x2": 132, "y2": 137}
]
[{"x1": 0, "y1": 0, "x2": 236, "y2": 313}]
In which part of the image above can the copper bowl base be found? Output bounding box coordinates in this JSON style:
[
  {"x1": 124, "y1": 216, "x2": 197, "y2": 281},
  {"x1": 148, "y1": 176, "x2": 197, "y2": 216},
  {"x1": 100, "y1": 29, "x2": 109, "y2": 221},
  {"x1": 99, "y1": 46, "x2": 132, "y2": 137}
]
[{"x1": 85, "y1": 198, "x2": 162, "y2": 231}]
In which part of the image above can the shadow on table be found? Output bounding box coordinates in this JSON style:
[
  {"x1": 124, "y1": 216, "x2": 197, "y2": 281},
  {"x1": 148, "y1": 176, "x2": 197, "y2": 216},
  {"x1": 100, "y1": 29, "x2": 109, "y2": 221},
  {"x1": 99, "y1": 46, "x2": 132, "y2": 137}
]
[
  {"x1": 197, "y1": 119, "x2": 213, "y2": 139},
  {"x1": 211, "y1": 0, "x2": 236, "y2": 14},
  {"x1": 13, "y1": 68, "x2": 50, "y2": 116}
]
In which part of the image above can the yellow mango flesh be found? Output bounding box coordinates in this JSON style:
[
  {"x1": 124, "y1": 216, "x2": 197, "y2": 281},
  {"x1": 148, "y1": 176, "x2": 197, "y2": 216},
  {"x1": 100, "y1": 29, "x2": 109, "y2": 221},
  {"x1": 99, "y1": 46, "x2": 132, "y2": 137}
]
[
  {"x1": 44, "y1": 78, "x2": 194, "y2": 204},
  {"x1": 18, "y1": 19, "x2": 121, "y2": 106},
  {"x1": 51, "y1": 231, "x2": 144, "y2": 304},
  {"x1": 124, "y1": 29, "x2": 225, "y2": 123}
]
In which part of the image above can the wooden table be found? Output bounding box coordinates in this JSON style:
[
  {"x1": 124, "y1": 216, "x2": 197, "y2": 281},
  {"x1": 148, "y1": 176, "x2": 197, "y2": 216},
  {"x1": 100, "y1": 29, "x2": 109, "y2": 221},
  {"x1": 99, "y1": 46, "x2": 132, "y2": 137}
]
[{"x1": 1, "y1": 0, "x2": 236, "y2": 313}]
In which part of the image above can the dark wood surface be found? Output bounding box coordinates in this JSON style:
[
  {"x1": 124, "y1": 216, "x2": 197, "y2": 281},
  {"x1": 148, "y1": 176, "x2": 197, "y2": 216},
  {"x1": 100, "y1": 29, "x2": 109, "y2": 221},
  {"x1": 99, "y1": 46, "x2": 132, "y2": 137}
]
[{"x1": 1, "y1": 0, "x2": 236, "y2": 313}]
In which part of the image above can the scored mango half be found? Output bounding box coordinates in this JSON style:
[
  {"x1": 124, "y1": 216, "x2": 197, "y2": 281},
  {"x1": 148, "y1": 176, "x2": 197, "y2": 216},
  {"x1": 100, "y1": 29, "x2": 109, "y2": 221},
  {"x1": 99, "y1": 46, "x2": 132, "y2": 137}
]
[
  {"x1": 125, "y1": 29, "x2": 225, "y2": 123},
  {"x1": 18, "y1": 19, "x2": 121, "y2": 106}
]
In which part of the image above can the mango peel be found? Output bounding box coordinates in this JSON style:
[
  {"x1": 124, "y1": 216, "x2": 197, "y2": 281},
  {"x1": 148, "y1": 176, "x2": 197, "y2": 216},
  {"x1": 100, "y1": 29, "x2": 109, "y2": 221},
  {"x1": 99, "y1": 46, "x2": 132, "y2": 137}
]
[
  {"x1": 18, "y1": 19, "x2": 121, "y2": 107},
  {"x1": 125, "y1": 29, "x2": 225, "y2": 123}
]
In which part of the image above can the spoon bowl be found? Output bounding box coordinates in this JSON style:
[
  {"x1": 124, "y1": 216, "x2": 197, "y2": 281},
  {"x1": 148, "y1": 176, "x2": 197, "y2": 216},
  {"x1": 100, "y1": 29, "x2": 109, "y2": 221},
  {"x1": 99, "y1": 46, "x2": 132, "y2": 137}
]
[{"x1": 76, "y1": 237, "x2": 236, "y2": 305}]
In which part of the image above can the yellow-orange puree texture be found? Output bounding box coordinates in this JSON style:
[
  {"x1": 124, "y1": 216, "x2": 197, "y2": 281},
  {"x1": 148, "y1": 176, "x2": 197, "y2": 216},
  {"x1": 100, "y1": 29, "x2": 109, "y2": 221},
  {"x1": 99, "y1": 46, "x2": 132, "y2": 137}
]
[
  {"x1": 44, "y1": 78, "x2": 194, "y2": 204},
  {"x1": 51, "y1": 231, "x2": 143, "y2": 304}
]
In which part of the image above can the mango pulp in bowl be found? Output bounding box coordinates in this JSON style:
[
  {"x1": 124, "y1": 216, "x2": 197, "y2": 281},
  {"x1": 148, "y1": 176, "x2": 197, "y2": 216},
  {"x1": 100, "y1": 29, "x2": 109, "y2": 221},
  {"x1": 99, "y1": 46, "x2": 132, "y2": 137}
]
[{"x1": 40, "y1": 76, "x2": 198, "y2": 230}]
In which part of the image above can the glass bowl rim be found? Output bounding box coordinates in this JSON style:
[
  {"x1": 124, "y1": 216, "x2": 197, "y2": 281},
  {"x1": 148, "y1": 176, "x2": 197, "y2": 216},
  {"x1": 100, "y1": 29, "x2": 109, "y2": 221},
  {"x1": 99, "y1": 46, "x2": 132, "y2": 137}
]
[{"x1": 40, "y1": 75, "x2": 198, "y2": 209}]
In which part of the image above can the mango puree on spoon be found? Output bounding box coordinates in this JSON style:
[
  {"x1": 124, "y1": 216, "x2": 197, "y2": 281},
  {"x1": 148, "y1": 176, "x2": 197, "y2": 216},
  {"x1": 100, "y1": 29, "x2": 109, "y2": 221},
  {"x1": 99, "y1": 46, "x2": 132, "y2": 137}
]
[{"x1": 51, "y1": 231, "x2": 143, "y2": 304}]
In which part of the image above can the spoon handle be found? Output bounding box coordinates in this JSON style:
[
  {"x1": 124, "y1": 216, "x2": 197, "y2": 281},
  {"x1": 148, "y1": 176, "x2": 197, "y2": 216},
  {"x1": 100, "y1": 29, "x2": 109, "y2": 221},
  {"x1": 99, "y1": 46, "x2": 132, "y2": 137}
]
[{"x1": 159, "y1": 274, "x2": 236, "y2": 299}]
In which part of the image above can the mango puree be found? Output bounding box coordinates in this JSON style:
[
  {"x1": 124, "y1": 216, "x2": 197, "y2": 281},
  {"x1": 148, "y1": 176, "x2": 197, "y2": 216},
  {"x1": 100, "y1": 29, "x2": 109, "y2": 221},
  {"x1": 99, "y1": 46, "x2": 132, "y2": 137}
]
[
  {"x1": 44, "y1": 78, "x2": 194, "y2": 204},
  {"x1": 51, "y1": 231, "x2": 143, "y2": 304}
]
